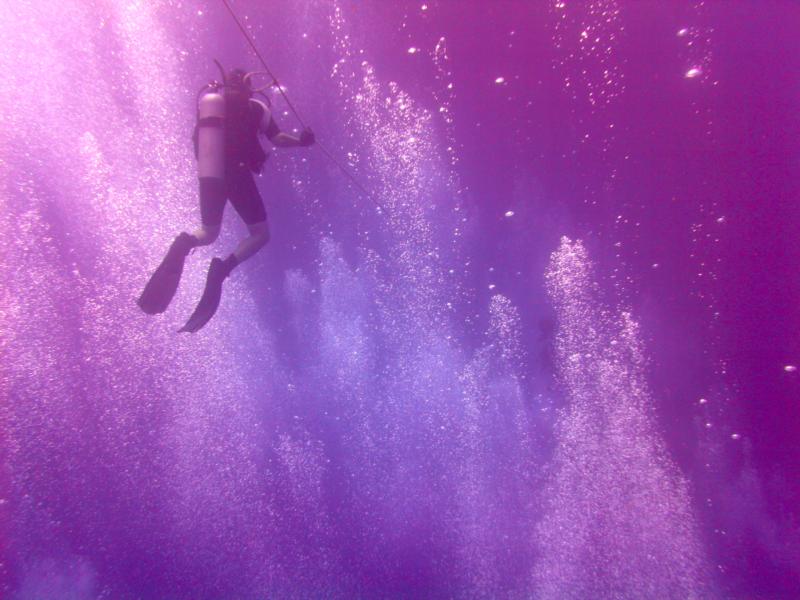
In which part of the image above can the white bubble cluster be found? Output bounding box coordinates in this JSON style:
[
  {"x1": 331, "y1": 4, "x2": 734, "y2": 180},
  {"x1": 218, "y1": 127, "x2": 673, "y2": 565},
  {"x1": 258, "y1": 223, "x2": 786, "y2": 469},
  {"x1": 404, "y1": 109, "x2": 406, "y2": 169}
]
[{"x1": 537, "y1": 238, "x2": 708, "y2": 597}]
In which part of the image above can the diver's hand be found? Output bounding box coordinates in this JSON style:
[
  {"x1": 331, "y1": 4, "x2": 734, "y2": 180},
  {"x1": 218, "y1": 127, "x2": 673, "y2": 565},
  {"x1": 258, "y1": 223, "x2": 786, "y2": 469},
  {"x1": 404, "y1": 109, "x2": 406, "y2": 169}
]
[{"x1": 299, "y1": 128, "x2": 315, "y2": 147}]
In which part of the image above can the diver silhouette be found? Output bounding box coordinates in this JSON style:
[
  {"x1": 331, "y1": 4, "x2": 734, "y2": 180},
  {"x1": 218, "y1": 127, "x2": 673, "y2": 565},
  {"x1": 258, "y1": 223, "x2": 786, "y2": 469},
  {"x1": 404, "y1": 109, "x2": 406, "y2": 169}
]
[{"x1": 137, "y1": 66, "x2": 315, "y2": 332}]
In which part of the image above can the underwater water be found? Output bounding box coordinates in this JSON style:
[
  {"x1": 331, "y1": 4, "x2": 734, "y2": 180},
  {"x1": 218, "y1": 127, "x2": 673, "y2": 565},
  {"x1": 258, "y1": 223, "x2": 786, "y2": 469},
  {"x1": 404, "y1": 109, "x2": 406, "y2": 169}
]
[{"x1": 1, "y1": 0, "x2": 799, "y2": 597}]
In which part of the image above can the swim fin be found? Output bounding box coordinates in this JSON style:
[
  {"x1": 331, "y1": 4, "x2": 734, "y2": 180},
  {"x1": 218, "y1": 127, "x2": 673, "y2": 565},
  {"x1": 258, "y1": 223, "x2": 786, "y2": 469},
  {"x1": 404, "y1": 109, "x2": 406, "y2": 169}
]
[
  {"x1": 178, "y1": 255, "x2": 237, "y2": 333},
  {"x1": 137, "y1": 232, "x2": 196, "y2": 315}
]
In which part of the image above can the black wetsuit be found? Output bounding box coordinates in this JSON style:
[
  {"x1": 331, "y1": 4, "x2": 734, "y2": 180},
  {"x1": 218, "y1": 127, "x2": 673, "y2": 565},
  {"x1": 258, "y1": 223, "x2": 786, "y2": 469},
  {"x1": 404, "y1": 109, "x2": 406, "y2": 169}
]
[{"x1": 195, "y1": 96, "x2": 279, "y2": 227}]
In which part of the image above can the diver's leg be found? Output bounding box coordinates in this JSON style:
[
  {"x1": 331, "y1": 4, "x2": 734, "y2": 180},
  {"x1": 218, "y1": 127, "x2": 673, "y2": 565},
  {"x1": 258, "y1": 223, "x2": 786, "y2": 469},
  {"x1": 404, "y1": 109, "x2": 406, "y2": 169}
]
[
  {"x1": 179, "y1": 174, "x2": 267, "y2": 333},
  {"x1": 232, "y1": 220, "x2": 270, "y2": 263},
  {"x1": 228, "y1": 171, "x2": 269, "y2": 265},
  {"x1": 182, "y1": 220, "x2": 268, "y2": 327},
  {"x1": 190, "y1": 224, "x2": 220, "y2": 247},
  {"x1": 196, "y1": 177, "x2": 227, "y2": 240},
  {"x1": 170, "y1": 178, "x2": 223, "y2": 261},
  {"x1": 180, "y1": 176, "x2": 226, "y2": 248},
  {"x1": 138, "y1": 177, "x2": 225, "y2": 315},
  {"x1": 187, "y1": 177, "x2": 224, "y2": 247}
]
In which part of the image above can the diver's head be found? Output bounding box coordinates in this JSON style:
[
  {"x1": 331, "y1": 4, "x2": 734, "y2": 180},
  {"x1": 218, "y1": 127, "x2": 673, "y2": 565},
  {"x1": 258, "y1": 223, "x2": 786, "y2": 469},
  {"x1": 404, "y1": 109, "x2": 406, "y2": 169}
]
[{"x1": 226, "y1": 68, "x2": 252, "y2": 96}]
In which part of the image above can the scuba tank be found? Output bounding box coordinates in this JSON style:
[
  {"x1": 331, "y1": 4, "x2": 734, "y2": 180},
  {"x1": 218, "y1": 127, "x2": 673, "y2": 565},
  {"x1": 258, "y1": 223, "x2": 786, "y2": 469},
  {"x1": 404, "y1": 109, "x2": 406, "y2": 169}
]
[
  {"x1": 196, "y1": 89, "x2": 226, "y2": 179},
  {"x1": 194, "y1": 61, "x2": 274, "y2": 178}
]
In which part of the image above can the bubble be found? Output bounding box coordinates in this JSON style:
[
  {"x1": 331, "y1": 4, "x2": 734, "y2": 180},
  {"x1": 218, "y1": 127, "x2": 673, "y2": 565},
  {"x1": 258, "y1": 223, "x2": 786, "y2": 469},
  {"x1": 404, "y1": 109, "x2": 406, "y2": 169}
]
[
  {"x1": 677, "y1": 28, "x2": 689, "y2": 37},
  {"x1": 407, "y1": 47, "x2": 418, "y2": 54},
  {"x1": 731, "y1": 433, "x2": 740, "y2": 440},
  {"x1": 784, "y1": 365, "x2": 797, "y2": 373},
  {"x1": 699, "y1": 397, "x2": 707, "y2": 404},
  {"x1": 539, "y1": 238, "x2": 706, "y2": 595},
  {"x1": 494, "y1": 76, "x2": 505, "y2": 84},
  {"x1": 504, "y1": 210, "x2": 514, "y2": 217},
  {"x1": 685, "y1": 67, "x2": 702, "y2": 78}
]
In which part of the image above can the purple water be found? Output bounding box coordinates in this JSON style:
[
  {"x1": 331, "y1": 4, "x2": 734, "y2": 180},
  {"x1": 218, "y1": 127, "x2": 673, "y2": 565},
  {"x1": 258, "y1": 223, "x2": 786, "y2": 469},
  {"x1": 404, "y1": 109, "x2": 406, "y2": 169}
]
[{"x1": 2, "y1": 1, "x2": 799, "y2": 597}]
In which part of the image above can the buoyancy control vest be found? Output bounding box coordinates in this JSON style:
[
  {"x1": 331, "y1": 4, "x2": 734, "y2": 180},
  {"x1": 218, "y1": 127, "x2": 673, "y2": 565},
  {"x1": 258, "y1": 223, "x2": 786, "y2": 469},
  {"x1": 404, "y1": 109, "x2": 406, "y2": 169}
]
[{"x1": 224, "y1": 89, "x2": 267, "y2": 173}]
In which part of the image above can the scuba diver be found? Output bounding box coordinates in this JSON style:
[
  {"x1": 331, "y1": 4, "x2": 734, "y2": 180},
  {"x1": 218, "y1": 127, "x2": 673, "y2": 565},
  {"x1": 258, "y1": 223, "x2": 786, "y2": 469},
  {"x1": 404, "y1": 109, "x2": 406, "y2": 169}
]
[{"x1": 137, "y1": 65, "x2": 315, "y2": 332}]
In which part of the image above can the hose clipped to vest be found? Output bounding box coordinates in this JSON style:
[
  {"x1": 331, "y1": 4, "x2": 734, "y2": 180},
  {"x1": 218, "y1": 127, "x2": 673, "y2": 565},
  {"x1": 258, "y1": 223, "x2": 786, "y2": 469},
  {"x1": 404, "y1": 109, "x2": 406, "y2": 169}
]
[{"x1": 219, "y1": 0, "x2": 384, "y2": 214}]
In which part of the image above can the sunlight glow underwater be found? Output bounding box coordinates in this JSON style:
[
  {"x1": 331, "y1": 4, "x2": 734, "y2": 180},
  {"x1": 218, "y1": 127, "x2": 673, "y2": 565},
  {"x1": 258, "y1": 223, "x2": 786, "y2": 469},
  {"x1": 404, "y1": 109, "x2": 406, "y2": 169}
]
[{"x1": 1, "y1": 1, "x2": 798, "y2": 598}]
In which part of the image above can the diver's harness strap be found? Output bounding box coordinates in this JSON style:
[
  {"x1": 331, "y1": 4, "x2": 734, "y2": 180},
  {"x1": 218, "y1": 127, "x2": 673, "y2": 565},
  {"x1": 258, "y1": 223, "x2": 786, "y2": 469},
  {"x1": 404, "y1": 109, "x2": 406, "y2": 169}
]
[{"x1": 198, "y1": 116, "x2": 224, "y2": 128}]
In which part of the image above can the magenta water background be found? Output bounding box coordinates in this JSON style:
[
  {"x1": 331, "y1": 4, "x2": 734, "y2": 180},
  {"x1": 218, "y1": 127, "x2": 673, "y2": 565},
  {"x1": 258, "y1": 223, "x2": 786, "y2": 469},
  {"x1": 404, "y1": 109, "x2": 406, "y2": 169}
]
[{"x1": 1, "y1": 1, "x2": 799, "y2": 597}]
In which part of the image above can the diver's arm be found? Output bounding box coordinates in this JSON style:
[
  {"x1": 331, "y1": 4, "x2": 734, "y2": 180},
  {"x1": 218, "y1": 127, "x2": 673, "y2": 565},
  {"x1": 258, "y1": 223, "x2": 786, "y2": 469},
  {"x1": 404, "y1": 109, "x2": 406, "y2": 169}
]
[
  {"x1": 269, "y1": 131, "x2": 304, "y2": 147},
  {"x1": 268, "y1": 128, "x2": 315, "y2": 148},
  {"x1": 255, "y1": 99, "x2": 315, "y2": 148}
]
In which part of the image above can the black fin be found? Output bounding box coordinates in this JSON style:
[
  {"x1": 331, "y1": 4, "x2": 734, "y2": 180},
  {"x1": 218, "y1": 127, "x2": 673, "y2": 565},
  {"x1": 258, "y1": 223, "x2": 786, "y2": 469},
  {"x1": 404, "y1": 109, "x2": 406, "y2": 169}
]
[
  {"x1": 178, "y1": 258, "x2": 229, "y2": 333},
  {"x1": 137, "y1": 234, "x2": 195, "y2": 315}
]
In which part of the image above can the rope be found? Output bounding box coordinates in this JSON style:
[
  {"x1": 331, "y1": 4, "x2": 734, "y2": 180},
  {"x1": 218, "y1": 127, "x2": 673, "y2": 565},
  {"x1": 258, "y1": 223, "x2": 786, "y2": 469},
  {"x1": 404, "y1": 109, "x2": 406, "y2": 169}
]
[
  {"x1": 220, "y1": 0, "x2": 382, "y2": 212},
  {"x1": 220, "y1": 0, "x2": 307, "y2": 128}
]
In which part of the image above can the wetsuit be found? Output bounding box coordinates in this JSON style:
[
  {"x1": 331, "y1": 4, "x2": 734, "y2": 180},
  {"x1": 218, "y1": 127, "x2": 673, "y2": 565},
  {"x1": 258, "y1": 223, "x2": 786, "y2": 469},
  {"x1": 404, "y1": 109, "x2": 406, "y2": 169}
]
[{"x1": 196, "y1": 97, "x2": 279, "y2": 228}]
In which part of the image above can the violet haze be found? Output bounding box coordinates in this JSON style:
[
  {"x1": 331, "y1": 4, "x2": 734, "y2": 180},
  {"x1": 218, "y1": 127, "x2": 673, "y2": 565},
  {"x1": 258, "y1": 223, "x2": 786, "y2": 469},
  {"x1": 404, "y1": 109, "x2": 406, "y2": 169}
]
[{"x1": 1, "y1": 1, "x2": 798, "y2": 598}]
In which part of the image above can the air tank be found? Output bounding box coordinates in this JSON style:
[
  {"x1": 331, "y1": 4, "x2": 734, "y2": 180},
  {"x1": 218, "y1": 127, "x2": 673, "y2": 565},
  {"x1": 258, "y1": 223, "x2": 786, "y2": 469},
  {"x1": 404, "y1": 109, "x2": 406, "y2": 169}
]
[{"x1": 196, "y1": 92, "x2": 226, "y2": 179}]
